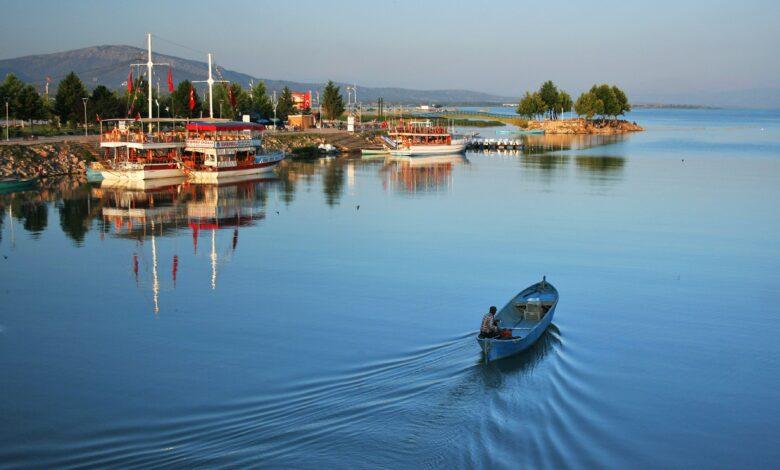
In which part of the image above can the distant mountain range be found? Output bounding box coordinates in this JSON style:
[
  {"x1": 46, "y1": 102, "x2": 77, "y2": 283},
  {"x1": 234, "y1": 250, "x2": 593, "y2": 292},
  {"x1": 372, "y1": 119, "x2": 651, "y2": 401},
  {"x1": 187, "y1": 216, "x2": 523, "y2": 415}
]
[{"x1": 0, "y1": 45, "x2": 513, "y2": 104}]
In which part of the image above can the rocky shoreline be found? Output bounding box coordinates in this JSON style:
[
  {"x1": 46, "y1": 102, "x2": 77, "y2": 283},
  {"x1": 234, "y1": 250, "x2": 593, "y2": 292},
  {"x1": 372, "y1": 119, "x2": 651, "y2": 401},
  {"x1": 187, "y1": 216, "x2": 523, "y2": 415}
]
[
  {"x1": 525, "y1": 118, "x2": 644, "y2": 134},
  {"x1": 0, "y1": 142, "x2": 98, "y2": 178}
]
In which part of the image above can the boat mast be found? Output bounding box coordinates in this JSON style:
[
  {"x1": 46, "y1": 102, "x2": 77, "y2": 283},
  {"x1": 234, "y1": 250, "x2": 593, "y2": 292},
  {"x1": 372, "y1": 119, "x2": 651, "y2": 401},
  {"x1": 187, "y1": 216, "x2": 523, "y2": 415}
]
[
  {"x1": 193, "y1": 53, "x2": 228, "y2": 119},
  {"x1": 147, "y1": 33, "x2": 154, "y2": 124},
  {"x1": 132, "y1": 33, "x2": 169, "y2": 132}
]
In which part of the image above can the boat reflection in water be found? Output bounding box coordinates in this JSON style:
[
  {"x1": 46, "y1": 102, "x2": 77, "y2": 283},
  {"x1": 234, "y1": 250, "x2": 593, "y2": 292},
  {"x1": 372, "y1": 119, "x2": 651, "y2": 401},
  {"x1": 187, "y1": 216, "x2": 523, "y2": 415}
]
[
  {"x1": 381, "y1": 154, "x2": 469, "y2": 194},
  {"x1": 94, "y1": 175, "x2": 276, "y2": 313}
]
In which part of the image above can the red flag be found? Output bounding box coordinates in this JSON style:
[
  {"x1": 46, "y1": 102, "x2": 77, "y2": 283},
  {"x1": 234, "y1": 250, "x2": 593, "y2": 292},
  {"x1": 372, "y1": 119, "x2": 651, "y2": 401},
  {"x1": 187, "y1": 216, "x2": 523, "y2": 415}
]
[
  {"x1": 95, "y1": 114, "x2": 101, "y2": 122},
  {"x1": 228, "y1": 86, "x2": 236, "y2": 109},
  {"x1": 188, "y1": 85, "x2": 196, "y2": 110},
  {"x1": 45, "y1": 75, "x2": 52, "y2": 83},
  {"x1": 135, "y1": 112, "x2": 141, "y2": 122},
  {"x1": 127, "y1": 69, "x2": 133, "y2": 93},
  {"x1": 167, "y1": 67, "x2": 174, "y2": 93}
]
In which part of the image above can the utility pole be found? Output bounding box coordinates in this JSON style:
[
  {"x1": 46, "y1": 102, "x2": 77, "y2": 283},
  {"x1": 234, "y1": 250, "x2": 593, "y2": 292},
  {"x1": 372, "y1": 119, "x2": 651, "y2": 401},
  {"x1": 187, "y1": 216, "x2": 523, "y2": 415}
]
[{"x1": 82, "y1": 97, "x2": 89, "y2": 136}]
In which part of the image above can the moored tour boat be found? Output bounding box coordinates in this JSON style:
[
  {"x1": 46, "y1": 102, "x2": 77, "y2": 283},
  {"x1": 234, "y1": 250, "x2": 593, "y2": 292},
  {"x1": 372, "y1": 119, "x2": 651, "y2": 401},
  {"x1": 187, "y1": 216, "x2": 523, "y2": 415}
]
[
  {"x1": 385, "y1": 120, "x2": 467, "y2": 157},
  {"x1": 182, "y1": 121, "x2": 284, "y2": 184},
  {"x1": 477, "y1": 277, "x2": 559, "y2": 362},
  {"x1": 98, "y1": 118, "x2": 186, "y2": 181}
]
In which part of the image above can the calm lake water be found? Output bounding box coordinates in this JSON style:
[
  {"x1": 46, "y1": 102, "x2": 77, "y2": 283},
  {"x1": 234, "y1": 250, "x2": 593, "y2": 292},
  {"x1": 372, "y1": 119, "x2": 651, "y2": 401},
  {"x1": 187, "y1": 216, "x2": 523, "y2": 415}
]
[{"x1": 1, "y1": 108, "x2": 779, "y2": 468}]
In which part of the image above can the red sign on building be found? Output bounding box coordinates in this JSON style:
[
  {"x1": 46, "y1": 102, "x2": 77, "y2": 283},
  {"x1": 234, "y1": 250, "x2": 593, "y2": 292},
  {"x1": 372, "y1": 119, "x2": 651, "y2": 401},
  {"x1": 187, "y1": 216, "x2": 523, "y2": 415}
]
[{"x1": 291, "y1": 91, "x2": 311, "y2": 110}]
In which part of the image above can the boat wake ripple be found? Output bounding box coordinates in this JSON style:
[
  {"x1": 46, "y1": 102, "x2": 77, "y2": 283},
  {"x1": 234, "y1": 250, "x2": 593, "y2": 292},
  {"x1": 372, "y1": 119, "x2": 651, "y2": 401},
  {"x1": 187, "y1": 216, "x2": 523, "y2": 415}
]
[{"x1": 5, "y1": 326, "x2": 629, "y2": 467}]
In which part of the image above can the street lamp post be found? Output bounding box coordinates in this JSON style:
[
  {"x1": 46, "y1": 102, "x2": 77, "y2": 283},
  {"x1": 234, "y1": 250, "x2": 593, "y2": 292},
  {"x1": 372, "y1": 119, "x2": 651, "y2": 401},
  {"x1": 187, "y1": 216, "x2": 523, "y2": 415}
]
[
  {"x1": 271, "y1": 90, "x2": 278, "y2": 130},
  {"x1": 82, "y1": 97, "x2": 89, "y2": 136},
  {"x1": 5, "y1": 101, "x2": 8, "y2": 141}
]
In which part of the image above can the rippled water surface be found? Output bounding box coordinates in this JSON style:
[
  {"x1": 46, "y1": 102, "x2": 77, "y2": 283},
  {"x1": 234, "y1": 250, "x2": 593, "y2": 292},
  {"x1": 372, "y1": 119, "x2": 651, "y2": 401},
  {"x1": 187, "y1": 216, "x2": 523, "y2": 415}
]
[{"x1": 1, "y1": 109, "x2": 779, "y2": 468}]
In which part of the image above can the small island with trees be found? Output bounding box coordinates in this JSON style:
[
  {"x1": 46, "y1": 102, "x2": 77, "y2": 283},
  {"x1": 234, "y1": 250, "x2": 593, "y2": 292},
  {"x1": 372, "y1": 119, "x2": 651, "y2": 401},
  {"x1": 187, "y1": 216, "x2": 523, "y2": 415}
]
[{"x1": 516, "y1": 81, "x2": 643, "y2": 134}]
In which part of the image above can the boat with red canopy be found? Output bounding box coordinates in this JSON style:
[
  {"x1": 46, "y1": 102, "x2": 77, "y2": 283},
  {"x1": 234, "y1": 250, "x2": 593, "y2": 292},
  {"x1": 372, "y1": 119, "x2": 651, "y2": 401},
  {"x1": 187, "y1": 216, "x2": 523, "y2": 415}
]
[
  {"x1": 385, "y1": 120, "x2": 467, "y2": 156},
  {"x1": 182, "y1": 121, "x2": 284, "y2": 183}
]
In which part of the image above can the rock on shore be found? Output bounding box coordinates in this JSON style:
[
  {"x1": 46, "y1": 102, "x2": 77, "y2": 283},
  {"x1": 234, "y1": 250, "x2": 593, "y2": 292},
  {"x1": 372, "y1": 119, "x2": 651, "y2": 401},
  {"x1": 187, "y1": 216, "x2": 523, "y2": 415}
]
[
  {"x1": 525, "y1": 118, "x2": 644, "y2": 134},
  {"x1": 0, "y1": 142, "x2": 99, "y2": 178}
]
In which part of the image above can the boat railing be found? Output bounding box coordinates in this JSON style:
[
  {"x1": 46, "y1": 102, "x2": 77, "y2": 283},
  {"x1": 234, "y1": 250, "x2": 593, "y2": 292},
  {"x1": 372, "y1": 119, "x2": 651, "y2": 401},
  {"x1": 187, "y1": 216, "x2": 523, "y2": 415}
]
[
  {"x1": 186, "y1": 138, "x2": 262, "y2": 149},
  {"x1": 101, "y1": 131, "x2": 185, "y2": 144}
]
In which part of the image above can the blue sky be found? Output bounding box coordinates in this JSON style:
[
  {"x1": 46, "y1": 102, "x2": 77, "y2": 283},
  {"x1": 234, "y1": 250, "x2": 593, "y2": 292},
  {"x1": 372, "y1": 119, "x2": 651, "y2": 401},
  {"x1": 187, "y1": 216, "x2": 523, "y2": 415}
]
[{"x1": 1, "y1": 0, "x2": 778, "y2": 99}]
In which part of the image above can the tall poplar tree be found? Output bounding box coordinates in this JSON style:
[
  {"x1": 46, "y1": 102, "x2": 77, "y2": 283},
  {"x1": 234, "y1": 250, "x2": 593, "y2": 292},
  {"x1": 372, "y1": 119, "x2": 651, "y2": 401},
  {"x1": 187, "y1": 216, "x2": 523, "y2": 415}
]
[
  {"x1": 54, "y1": 72, "x2": 88, "y2": 125},
  {"x1": 320, "y1": 80, "x2": 345, "y2": 121}
]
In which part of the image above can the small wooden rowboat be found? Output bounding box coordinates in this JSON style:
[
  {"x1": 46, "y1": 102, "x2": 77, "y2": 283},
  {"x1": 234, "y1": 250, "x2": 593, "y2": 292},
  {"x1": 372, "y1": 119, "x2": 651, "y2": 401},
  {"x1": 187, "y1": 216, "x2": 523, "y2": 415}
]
[{"x1": 477, "y1": 277, "x2": 559, "y2": 362}]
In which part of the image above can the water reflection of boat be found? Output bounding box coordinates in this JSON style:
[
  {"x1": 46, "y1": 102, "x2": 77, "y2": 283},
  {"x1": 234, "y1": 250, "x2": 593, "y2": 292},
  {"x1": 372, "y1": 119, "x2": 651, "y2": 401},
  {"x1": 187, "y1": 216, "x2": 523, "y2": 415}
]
[
  {"x1": 99, "y1": 176, "x2": 186, "y2": 191},
  {"x1": 382, "y1": 154, "x2": 468, "y2": 194},
  {"x1": 94, "y1": 177, "x2": 274, "y2": 310},
  {"x1": 477, "y1": 278, "x2": 559, "y2": 362}
]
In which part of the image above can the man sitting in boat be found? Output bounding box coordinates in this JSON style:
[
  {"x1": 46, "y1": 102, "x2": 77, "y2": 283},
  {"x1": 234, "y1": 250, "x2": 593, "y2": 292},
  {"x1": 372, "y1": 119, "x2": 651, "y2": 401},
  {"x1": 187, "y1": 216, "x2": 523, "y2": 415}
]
[{"x1": 479, "y1": 306, "x2": 500, "y2": 338}]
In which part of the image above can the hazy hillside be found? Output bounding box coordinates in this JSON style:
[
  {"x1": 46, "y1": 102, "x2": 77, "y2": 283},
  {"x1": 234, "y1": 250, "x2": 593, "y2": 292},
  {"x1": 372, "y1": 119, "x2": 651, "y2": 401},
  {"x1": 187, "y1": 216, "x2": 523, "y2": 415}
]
[{"x1": 0, "y1": 45, "x2": 512, "y2": 104}]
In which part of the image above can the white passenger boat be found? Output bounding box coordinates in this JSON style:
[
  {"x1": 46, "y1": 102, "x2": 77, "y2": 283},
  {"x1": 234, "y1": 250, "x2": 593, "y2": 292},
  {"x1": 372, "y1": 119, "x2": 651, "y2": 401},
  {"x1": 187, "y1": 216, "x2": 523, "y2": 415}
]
[
  {"x1": 182, "y1": 121, "x2": 284, "y2": 183},
  {"x1": 385, "y1": 120, "x2": 467, "y2": 156},
  {"x1": 180, "y1": 52, "x2": 284, "y2": 184},
  {"x1": 98, "y1": 120, "x2": 186, "y2": 181}
]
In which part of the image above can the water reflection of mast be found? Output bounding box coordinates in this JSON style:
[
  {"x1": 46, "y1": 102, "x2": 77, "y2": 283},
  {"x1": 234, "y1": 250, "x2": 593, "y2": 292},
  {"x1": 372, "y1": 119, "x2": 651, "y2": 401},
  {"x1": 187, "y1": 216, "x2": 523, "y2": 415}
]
[
  {"x1": 151, "y1": 220, "x2": 160, "y2": 314},
  {"x1": 210, "y1": 228, "x2": 217, "y2": 290},
  {"x1": 8, "y1": 206, "x2": 15, "y2": 248}
]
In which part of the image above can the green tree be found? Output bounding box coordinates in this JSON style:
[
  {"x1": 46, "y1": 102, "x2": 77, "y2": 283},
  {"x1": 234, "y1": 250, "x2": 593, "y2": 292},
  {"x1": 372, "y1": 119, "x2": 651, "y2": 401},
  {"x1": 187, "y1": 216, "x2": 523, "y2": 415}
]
[
  {"x1": 516, "y1": 91, "x2": 536, "y2": 118},
  {"x1": 612, "y1": 85, "x2": 631, "y2": 116},
  {"x1": 54, "y1": 72, "x2": 88, "y2": 126},
  {"x1": 90, "y1": 85, "x2": 122, "y2": 120},
  {"x1": 213, "y1": 82, "x2": 251, "y2": 119},
  {"x1": 320, "y1": 80, "x2": 345, "y2": 121},
  {"x1": 557, "y1": 91, "x2": 573, "y2": 117},
  {"x1": 249, "y1": 81, "x2": 273, "y2": 119},
  {"x1": 170, "y1": 80, "x2": 202, "y2": 119},
  {"x1": 590, "y1": 84, "x2": 619, "y2": 118},
  {"x1": 1, "y1": 74, "x2": 46, "y2": 126},
  {"x1": 0, "y1": 73, "x2": 25, "y2": 107},
  {"x1": 17, "y1": 84, "x2": 45, "y2": 123},
  {"x1": 538, "y1": 80, "x2": 559, "y2": 119},
  {"x1": 276, "y1": 86, "x2": 297, "y2": 121},
  {"x1": 574, "y1": 92, "x2": 603, "y2": 119}
]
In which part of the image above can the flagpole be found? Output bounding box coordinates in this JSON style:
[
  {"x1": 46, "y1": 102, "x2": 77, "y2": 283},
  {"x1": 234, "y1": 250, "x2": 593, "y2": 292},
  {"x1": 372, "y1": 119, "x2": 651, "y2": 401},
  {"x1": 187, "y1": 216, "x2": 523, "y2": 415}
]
[{"x1": 147, "y1": 33, "x2": 153, "y2": 132}]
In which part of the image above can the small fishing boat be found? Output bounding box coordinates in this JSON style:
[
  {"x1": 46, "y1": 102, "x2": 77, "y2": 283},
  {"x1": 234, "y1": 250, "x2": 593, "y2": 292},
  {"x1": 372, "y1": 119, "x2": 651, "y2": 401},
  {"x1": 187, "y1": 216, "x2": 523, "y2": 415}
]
[
  {"x1": 361, "y1": 148, "x2": 389, "y2": 156},
  {"x1": 477, "y1": 277, "x2": 559, "y2": 362},
  {"x1": 86, "y1": 162, "x2": 105, "y2": 182},
  {"x1": 0, "y1": 177, "x2": 37, "y2": 194},
  {"x1": 515, "y1": 129, "x2": 545, "y2": 135}
]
